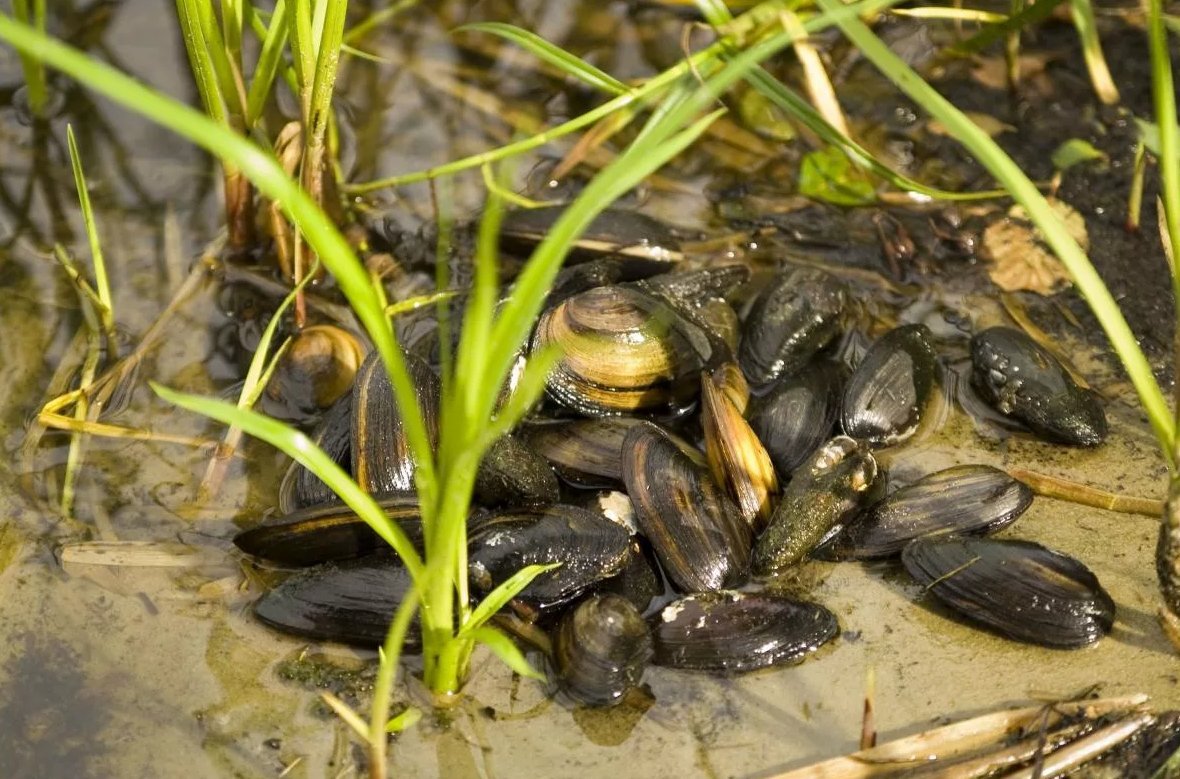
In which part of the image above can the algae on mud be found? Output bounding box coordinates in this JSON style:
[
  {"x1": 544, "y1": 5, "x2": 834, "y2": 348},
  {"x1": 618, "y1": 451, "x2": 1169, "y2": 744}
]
[{"x1": 2, "y1": 1, "x2": 1180, "y2": 777}]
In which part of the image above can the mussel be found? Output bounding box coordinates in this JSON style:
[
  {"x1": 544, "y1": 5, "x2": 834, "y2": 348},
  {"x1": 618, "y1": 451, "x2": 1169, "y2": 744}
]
[
  {"x1": 752, "y1": 436, "x2": 878, "y2": 576},
  {"x1": 651, "y1": 591, "x2": 837, "y2": 672},
  {"x1": 830, "y1": 465, "x2": 1032, "y2": 559},
  {"x1": 234, "y1": 498, "x2": 424, "y2": 567},
  {"x1": 473, "y1": 434, "x2": 560, "y2": 508},
  {"x1": 501, "y1": 206, "x2": 683, "y2": 264},
  {"x1": 253, "y1": 555, "x2": 416, "y2": 648},
  {"x1": 701, "y1": 369, "x2": 778, "y2": 529},
  {"x1": 841, "y1": 324, "x2": 937, "y2": 446},
  {"x1": 532, "y1": 284, "x2": 718, "y2": 416},
  {"x1": 268, "y1": 324, "x2": 367, "y2": 414},
  {"x1": 970, "y1": 326, "x2": 1107, "y2": 446},
  {"x1": 901, "y1": 536, "x2": 1115, "y2": 648},
  {"x1": 554, "y1": 594, "x2": 652, "y2": 707},
  {"x1": 747, "y1": 361, "x2": 842, "y2": 478},
  {"x1": 468, "y1": 505, "x2": 631, "y2": 614},
  {"x1": 755, "y1": 434, "x2": 877, "y2": 575},
  {"x1": 739, "y1": 268, "x2": 846, "y2": 388},
  {"x1": 520, "y1": 417, "x2": 646, "y2": 488},
  {"x1": 622, "y1": 422, "x2": 752, "y2": 592}
]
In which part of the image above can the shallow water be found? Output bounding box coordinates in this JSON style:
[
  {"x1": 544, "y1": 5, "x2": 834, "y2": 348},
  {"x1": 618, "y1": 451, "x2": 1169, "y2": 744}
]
[{"x1": 2, "y1": 3, "x2": 1179, "y2": 777}]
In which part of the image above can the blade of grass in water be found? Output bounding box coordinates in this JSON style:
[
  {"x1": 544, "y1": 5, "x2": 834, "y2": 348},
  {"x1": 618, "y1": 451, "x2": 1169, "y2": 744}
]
[
  {"x1": 455, "y1": 23, "x2": 629, "y2": 96},
  {"x1": 10, "y1": 0, "x2": 46, "y2": 117},
  {"x1": 66, "y1": 125, "x2": 116, "y2": 352},
  {"x1": 245, "y1": 0, "x2": 290, "y2": 128},
  {"x1": 815, "y1": 0, "x2": 1175, "y2": 461}
]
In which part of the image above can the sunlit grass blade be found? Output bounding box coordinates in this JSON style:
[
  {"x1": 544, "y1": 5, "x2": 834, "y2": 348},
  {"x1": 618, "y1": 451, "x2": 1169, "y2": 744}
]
[
  {"x1": 947, "y1": 0, "x2": 1066, "y2": 56},
  {"x1": 892, "y1": 7, "x2": 1007, "y2": 23},
  {"x1": 459, "y1": 563, "x2": 560, "y2": 641},
  {"x1": 11, "y1": 0, "x2": 46, "y2": 117},
  {"x1": 815, "y1": 0, "x2": 1175, "y2": 460},
  {"x1": 1068, "y1": 0, "x2": 1119, "y2": 105},
  {"x1": 245, "y1": 0, "x2": 289, "y2": 128},
  {"x1": 345, "y1": 0, "x2": 418, "y2": 43},
  {"x1": 66, "y1": 125, "x2": 116, "y2": 348},
  {"x1": 385, "y1": 706, "x2": 422, "y2": 734},
  {"x1": 152, "y1": 382, "x2": 427, "y2": 579},
  {"x1": 456, "y1": 22, "x2": 629, "y2": 96},
  {"x1": 468, "y1": 626, "x2": 545, "y2": 680},
  {"x1": 369, "y1": 590, "x2": 420, "y2": 774},
  {"x1": 175, "y1": 0, "x2": 229, "y2": 125}
]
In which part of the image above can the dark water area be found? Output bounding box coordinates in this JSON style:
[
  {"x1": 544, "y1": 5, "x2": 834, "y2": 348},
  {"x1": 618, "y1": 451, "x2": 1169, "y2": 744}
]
[{"x1": 1, "y1": 2, "x2": 1179, "y2": 777}]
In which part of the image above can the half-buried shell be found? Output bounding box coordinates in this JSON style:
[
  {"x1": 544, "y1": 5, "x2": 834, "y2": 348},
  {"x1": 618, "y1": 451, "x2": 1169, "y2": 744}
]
[
  {"x1": 554, "y1": 594, "x2": 652, "y2": 707},
  {"x1": 841, "y1": 324, "x2": 937, "y2": 447}
]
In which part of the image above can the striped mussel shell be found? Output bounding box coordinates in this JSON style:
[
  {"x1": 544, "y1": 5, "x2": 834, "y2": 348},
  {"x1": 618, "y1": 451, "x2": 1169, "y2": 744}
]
[{"x1": 902, "y1": 536, "x2": 1115, "y2": 648}]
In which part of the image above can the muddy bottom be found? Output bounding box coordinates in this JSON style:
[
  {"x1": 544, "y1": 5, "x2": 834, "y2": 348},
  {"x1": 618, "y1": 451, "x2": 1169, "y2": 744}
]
[{"x1": 2, "y1": 2, "x2": 1179, "y2": 777}]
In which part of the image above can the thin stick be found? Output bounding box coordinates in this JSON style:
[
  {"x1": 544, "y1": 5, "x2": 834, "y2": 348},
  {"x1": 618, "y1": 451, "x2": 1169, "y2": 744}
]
[
  {"x1": 860, "y1": 666, "x2": 877, "y2": 750},
  {"x1": 1008, "y1": 467, "x2": 1164, "y2": 517}
]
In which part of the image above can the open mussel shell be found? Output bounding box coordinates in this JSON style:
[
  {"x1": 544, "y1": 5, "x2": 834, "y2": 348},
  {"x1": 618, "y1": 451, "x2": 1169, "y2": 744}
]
[
  {"x1": 832, "y1": 465, "x2": 1032, "y2": 559},
  {"x1": 555, "y1": 594, "x2": 652, "y2": 707},
  {"x1": 701, "y1": 370, "x2": 778, "y2": 530},
  {"x1": 622, "y1": 422, "x2": 752, "y2": 593},
  {"x1": 468, "y1": 505, "x2": 631, "y2": 614},
  {"x1": 520, "y1": 417, "x2": 645, "y2": 488},
  {"x1": 532, "y1": 284, "x2": 717, "y2": 417},
  {"x1": 473, "y1": 434, "x2": 560, "y2": 508},
  {"x1": 752, "y1": 436, "x2": 878, "y2": 576},
  {"x1": 841, "y1": 324, "x2": 937, "y2": 446},
  {"x1": 651, "y1": 591, "x2": 837, "y2": 672},
  {"x1": 234, "y1": 498, "x2": 424, "y2": 567},
  {"x1": 739, "y1": 268, "x2": 847, "y2": 388},
  {"x1": 352, "y1": 349, "x2": 440, "y2": 497},
  {"x1": 279, "y1": 393, "x2": 352, "y2": 514},
  {"x1": 970, "y1": 326, "x2": 1107, "y2": 446},
  {"x1": 747, "y1": 361, "x2": 842, "y2": 478},
  {"x1": 901, "y1": 537, "x2": 1115, "y2": 648},
  {"x1": 254, "y1": 555, "x2": 418, "y2": 648}
]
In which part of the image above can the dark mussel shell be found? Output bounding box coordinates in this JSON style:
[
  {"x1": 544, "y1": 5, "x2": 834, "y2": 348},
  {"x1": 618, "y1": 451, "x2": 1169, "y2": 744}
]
[
  {"x1": 901, "y1": 537, "x2": 1115, "y2": 648},
  {"x1": 622, "y1": 422, "x2": 752, "y2": 593},
  {"x1": 254, "y1": 555, "x2": 417, "y2": 648},
  {"x1": 651, "y1": 591, "x2": 837, "y2": 672},
  {"x1": 234, "y1": 498, "x2": 424, "y2": 567},
  {"x1": 501, "y1": 206, "x2": 683, "y2": 264},
  {"x1": 279, "y1": 392, "x2": 353, "y2": 513},
  {"x1": 752, "y1": 436, "x2": 878, "y2": 576},
  {"x1": 520, "y1": 417, "x2": 645, "y2": 488},
  {"x1": 596, "y1": 537, "x2": 664, "y2": 614},
  {"x1": 635, "y1": 265, "x2": 750, "y2": 318},
  {"x1": 832, "y1": 465, "x2": 1032, "y2": 559},
  {"x1": 473, "y1": 434, "x2": 560, "y2": 508},
  {"x1": 351, "y1": 350, "x2": 440, "y2": 497},
  {"x1": 841, "y1": 324, "x2": 937, "y2": 446},
  {"x1": 555, "y1": 594, "x2": 653, "y2": 707},
  {"x1": 970, "y1": 326, "x2": 1107, "y2": 446},
  {"x1": 747, "y1": 361, "x2": 842, "y2": 478},
  {"x1": 547, "y1": 257, "x2": 679, "y2": 309},
  {"x1": 468, "y1": 505, "x2": 631, "y2": 613},
  {"x1": 532, "y1": 284, "x2": 718, "y2": 417},
  {"x1": 739, "y1": 268, "x2": 847, "y2": 388}
]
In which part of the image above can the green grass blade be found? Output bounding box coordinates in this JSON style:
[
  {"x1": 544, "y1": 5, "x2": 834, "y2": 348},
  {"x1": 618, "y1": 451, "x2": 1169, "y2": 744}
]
[
  {"x1": 459, "y1": 564, "x2": 560, "y2": 641},
  {"x1": 308, "y1": 0, "x2": 347, "y2": 142},
  {"x1": 815, "y1": 0, "x2": 1175, "y2": 460},
  {"x1": 66, "y1": 125, "x2": 115, "y2": 340},
  {"x1": 175, "y1": 0, "x2": 229, "y2": 126},
  {"x1": 152, "y1": 382, "x2": 427, "y2": 579},
  {"x1": 1068, "y1": 0, "x2": 1119, "y2": 105},
  {"x1": 1150, "y1": 0, "x2": 1180, "y2": 280},
  {"x1": 245, "y1": 0, "x2": 289, "y2": 128},
  {"x1": 369, "y1": 590, "x2": 420, "y2": 760},
  {"x1": 455, "y1": 22, "x2": 629, "y2": 97},
  {"x1": 11, "y1": 0, "x2": 47, "y2": 117},
  {"x1": 946, "y1": 0, "x2": 1066, "y2": 56},
  {"x1": 468, "y1": 626, "x2": 545, "y2": 680}
]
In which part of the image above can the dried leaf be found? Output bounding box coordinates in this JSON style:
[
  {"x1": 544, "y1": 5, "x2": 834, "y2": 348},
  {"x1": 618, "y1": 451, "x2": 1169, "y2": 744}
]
[{"x1": 983, "y1": 201, "x2": 1088, "y2": 295}]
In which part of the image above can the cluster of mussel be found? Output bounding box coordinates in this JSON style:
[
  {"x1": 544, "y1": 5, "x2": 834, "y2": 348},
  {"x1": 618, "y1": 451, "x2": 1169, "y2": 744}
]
[{"x1": 235, "y1": 209, "x2": 1116, "y2": 708}]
